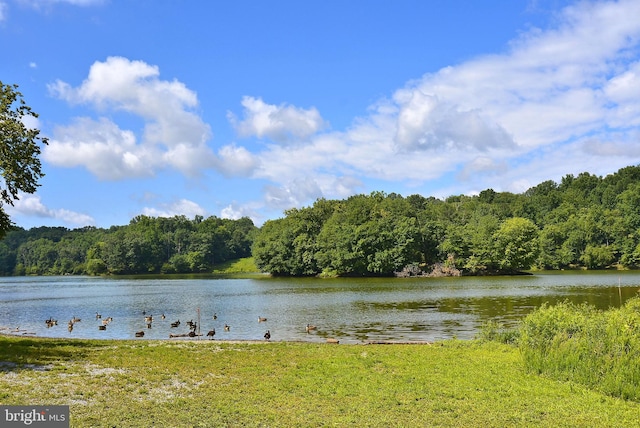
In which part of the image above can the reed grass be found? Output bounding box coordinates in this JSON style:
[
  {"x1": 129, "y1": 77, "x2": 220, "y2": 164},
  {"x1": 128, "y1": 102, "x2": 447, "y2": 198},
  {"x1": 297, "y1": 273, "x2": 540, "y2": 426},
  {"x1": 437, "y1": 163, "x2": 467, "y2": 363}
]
[
  {"x1": 519, "y1": 296, "x2": 640, "y2": 401},
  {"x1": 1, "y1": 336, "x2": 639, "y2": 427}
]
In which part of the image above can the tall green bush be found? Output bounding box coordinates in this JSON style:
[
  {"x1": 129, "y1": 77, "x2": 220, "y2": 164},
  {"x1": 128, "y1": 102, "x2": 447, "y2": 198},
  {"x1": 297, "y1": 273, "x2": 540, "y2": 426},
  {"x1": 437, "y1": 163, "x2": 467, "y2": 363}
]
[{"x1": 520, "y1": 297, "x2": 640, "y2": 401}]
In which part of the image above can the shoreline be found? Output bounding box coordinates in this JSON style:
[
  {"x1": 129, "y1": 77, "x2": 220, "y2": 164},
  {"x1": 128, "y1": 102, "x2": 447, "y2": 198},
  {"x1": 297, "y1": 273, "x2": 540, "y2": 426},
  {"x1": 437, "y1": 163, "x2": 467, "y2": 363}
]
[{"x1": 0, "y1": 330, "x2": 437, "y2": 345}]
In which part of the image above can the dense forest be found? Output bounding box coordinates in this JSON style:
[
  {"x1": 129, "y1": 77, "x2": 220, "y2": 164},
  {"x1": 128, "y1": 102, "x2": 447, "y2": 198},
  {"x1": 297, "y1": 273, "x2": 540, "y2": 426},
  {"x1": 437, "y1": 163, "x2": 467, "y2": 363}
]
[
  {"x1": 253, "y1": 165, "x2": 640, "y2": 277},
  {"x1": 0, "y1": 215, "x2": 257, "y2": 276},
  {"x1": 3, "y1": 165, "x2": 640, "y2": 277}
]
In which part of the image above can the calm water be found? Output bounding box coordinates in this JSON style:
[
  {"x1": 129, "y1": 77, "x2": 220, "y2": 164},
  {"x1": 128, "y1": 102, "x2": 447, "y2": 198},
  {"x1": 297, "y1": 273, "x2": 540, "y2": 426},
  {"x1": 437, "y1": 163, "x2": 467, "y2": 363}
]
[{"x1": 1, "y1": 272, "x2": 639, "y2": 343}]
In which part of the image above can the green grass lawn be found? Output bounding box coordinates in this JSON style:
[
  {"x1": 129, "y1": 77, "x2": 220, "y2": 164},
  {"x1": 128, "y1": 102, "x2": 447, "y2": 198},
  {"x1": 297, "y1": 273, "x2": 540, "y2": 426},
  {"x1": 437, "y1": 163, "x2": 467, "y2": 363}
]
[
  {"x1": 210, "y1": 257, "x2": 271, "y2": 279},
  {"x1": 212, "y1": 257, "x2": 260, "y2": 274},
  {"x1": 1, "y1": 337, "x2": 638, "y2": 427}
]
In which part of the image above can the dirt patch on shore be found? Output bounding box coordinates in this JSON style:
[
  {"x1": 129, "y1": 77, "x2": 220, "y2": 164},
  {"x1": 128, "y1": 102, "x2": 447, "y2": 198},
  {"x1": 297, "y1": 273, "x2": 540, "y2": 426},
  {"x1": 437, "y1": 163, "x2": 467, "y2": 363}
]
[{"x1": 0, "y1": 361, "x2": 53, "y2": 372}]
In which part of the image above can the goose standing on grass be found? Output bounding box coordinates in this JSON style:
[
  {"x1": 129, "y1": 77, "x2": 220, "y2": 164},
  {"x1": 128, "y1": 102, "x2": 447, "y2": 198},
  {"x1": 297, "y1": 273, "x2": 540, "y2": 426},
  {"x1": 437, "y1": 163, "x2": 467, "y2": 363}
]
[{"x1": 264, "y1": 330, "x2": 271, "y2": 341}]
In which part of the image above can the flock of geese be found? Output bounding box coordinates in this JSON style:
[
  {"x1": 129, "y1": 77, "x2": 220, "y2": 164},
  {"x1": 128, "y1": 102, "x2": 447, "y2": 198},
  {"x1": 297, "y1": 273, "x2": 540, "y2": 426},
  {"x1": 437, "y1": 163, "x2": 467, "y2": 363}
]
[{"x1": 38, "y1": 311, "x2": 331, "y2": 342}]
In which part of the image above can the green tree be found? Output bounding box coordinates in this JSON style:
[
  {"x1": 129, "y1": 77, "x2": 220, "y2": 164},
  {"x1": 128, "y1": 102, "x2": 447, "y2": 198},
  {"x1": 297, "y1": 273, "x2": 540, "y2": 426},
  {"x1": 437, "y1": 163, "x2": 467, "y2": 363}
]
[
  {"x1": 86, "y1": 258, "x2": 107, "y2": 275},
  {"x1": 315, "y1": 193, "x2": 419, "y2": 276},
  {"x1": 464, "y1": 214, "x2": 500, "y2": 272},
  {"x1": 0, "y1": 82, "x2": 48, "y2": 237},
  {"x1": 580, "y1": 244, "x2": 615, "y2": 269},
  {"x1": 537, "y1": 224, "x2": 568, "y2": 269},
  {"x1": 252, "y1": 218, "x2": 298, "y2": 275},
  {"x1": 16, "y1": 238, "x2": 57, "y2": 275},
  {"x1": 492, "y1": 217, "x2": 540, "y2": 272},
  {"x1": 0, "y1": 241, "x2": 16, "y2": 275}
]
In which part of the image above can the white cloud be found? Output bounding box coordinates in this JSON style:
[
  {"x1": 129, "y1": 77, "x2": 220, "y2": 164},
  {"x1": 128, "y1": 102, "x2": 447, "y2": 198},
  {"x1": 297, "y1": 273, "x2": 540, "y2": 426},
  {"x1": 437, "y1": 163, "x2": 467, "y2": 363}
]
[
  {"x1": 46, "y1": 57, "x2": 217, "y2": 179},
  {"x1": 220, "y1": 204, "x2": 245, "y2": 220},
  {"x1": 605, "y1": 61, "x2": 640, "y2": 104},
  {"x1": 0, "y1": 2, "x2": 7, "y2": 22},
  {"x1": 581, "y1": 132, "x2": 640, "y2": 157},
  {"x1": 141, "y1": 199, "x2": 206, "y2": 218},
  {"x1": 20, "y1": 111, "x2": 41, "y2": 130},
  {"x1": 8, "y1": 0, "x2": 104, "y2": 17},
  {"x1": 19, "y1": 0, "x2": 104, "y2": 7},
  {"x1": 419, "y1": 1, "x2": 639, "y2": 148},
  {"x1": 236, "y1": 0, "x2": 640, "y2": 211},
  {"x1": 457, "y1": 157, "x2": 508, "y2": 182},
  {"x1": 220, "y1": 202, "x2": 260, "y2": 222},
  {"x1": 44, "y1": 117, "x2": 155, "y2": 180},
  {"x1": 216, "y1": 144, "x2": 259, "y2": 177},
  {"x1": 56, "y1": 0, "x2": 104, "y2": 5},
  {"x1": 604, "y1": 61, "x2": 640, "y2": 128},
  {"x1": 8, "y1": 194, "x2": 95, "y2": 226},
  {"x1": 259, "y1": 172, "x2": 364, "y2": 213},
  {"x1": 263, "y1": 177, "x2": 325, "y2": 210},
  {"x1": 393, "y1": 90, "x2": 514, "y2": 151},
  {"x1": 228, "y1": 96, "x2": 327, "y2": 143}
]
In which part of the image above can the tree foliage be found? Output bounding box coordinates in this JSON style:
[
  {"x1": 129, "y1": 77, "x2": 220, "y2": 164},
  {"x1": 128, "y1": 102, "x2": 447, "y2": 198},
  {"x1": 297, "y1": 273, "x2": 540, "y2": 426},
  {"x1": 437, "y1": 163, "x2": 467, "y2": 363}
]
[
  {"x1": 0, "y1": 82, "x2": 48, "y2": 237},
  {"x1": 253, "y1": 165, "x2": 640, "y2": 276},
  {"x1": 0, "y1": 215, "x2": 256, "y2": 276},
  {"x1": 7, "y1": 165, "x2": 640, "y2": 277}
]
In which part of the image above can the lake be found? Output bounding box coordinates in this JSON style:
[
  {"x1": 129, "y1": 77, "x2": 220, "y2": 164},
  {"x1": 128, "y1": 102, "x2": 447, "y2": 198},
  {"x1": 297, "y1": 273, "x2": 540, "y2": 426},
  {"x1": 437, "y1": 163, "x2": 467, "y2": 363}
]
[{"x1": 1, "y1": 272, "x2": 639, "y2": 343}]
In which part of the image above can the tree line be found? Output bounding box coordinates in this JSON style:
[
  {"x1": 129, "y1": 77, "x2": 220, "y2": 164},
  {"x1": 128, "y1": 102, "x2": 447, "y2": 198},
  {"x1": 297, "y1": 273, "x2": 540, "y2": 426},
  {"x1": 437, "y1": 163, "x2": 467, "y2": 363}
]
[
  {"x1": 253, "y1": 165, "x2": 640, "y2": 276},
  {"x1": 3, "y1": 165, "x2": 640, "y2": 277},
  {"x1": 0, "y1": 215, "x2": 257, "y2": 276}
]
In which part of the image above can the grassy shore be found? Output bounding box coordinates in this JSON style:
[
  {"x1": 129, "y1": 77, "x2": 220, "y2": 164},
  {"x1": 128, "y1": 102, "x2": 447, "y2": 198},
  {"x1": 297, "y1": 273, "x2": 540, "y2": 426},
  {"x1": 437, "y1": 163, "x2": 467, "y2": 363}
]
[
  {"x1": 1, "y1": 336, "x2": 638, "y2": 427},
  {"x1": 212, "y1": 257, "x2": 261, "y2": 275}
]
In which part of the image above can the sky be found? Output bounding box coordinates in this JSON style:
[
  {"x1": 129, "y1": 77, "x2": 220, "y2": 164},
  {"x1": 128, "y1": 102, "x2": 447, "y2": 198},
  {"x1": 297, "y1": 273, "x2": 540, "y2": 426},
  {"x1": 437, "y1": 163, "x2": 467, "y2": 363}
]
[{"x1": 2, "y1": 0, "x2": 640, "y2": 230}]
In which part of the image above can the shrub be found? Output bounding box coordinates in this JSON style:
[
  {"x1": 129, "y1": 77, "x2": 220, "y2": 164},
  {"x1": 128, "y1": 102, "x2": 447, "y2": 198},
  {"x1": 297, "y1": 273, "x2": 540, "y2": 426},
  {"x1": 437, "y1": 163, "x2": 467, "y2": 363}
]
[
  {"x1": 519, "y1": 297, "x2": 640, "y2": 401},
  {"x1": 477, "y1": 320, "x2": 519, "y2": 344}
]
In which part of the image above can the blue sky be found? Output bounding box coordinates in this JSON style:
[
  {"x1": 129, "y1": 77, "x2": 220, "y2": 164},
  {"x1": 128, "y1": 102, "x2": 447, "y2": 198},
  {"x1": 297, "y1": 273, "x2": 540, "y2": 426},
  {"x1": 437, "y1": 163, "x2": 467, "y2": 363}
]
[{"x1": 2, "y1": 0, "x2": 640, "y2": 229}]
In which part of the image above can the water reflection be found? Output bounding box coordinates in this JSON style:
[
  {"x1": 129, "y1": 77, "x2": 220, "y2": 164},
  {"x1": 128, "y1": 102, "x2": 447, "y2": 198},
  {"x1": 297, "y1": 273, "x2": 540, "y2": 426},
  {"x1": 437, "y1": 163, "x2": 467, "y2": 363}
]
[{"x1": 0, "y1": 272, "x2": 639, "y2": 343}]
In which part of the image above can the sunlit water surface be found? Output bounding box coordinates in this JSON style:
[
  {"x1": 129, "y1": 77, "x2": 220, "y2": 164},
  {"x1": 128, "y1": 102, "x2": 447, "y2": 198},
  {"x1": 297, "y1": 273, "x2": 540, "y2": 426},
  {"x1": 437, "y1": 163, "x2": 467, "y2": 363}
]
[{"x1": 1, "y1": 272, "x2": 638, "y2": 343}]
